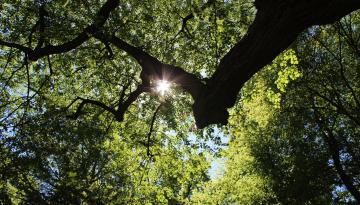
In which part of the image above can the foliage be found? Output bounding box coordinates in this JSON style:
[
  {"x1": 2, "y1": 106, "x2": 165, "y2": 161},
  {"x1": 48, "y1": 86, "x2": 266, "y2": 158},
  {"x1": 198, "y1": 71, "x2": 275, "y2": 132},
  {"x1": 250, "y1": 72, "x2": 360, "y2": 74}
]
[
  {"x1": 0, "y1": 0, "x2": 360, "y2": 204},
  {"x1": 192, "y1": 12, "x2": 360, "y2": 204},
  {"x1": 1, "y1": 1, "x2": 250, "y2": 203}
]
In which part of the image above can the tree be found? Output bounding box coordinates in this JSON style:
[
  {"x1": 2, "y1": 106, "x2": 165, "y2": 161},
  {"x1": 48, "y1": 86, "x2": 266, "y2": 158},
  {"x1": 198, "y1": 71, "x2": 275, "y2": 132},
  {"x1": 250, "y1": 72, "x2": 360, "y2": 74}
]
[
  {"x1": 292, "y1": 14, "x2": 360, "y2": 202},
  {"x1": 0, "y1": 0, "x2": 359, "y2": 128},
  {"x1": 1, "y1": 0, "x2": 360, "y2": 204}
]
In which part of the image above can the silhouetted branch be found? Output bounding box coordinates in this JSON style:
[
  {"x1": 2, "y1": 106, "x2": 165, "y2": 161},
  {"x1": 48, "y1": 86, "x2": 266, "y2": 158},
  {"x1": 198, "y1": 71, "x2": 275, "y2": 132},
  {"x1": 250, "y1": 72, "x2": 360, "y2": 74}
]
[
  {"x1": 67, "y1": 97, "x2": 117, "y2": 120},
  {"x1": 94, "y1": 33, "x2": 205, "y2": 100},
  {"x1": 117, "y1": 83, "x2": 151, "y2": 118},
  {"x1": 193, "y1": 0, "x2": 360, "y2": 128},
  {"x1": 312, "y1": 103, "x2": 360, "y2": 202},
  {"x1": 146, "y1": 103, "x2": 163, "y2": 157},
  {"x1": 35, "y1": 5, "x2": 48, "y2": 49},
  {"x1": 174, "y1": 0, "x2": 216, "y2": 39},
  {"x1": 0, "y1": 0, "x2": 120, "y2": 61},
  {"x1": 67, "y1": 82, "x2": 151, "y2": 121}
]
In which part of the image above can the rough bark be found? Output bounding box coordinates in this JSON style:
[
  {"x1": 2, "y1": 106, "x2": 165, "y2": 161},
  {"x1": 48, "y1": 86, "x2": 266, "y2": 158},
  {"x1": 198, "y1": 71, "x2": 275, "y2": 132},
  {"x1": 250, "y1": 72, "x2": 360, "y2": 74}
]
[{"x1": 193, "y1": 0, "x2": 360, "y2": 128}]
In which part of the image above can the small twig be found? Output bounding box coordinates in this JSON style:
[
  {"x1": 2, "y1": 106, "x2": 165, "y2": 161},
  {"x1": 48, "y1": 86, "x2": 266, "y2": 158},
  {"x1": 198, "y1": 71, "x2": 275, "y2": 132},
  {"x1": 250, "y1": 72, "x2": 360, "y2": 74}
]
[
  {"x1": 1, "y1": 63, "x2": 25, "y2": 91},
  {"x1": 170, "y1": 0, "x2": 216, "y2": 42},
  {"x1": 0, "y1": 48, "x2": 14, "y2": 79},
  {"x1": 0, "y1": 75, "x2": 49, "y2": 124}
]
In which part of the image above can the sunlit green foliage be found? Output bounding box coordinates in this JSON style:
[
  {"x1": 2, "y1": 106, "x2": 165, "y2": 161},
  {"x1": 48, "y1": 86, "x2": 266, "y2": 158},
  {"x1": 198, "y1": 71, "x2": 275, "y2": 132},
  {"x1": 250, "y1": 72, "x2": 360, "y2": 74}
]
[
  {"x1": 1, "y1": 0, "x2": 241, "y2": 203},
  {"x1": 192, "y1": 12, "x2": 360, "y2": 204},
  {"x1": 1, "y1": 0, "x2": 360, "y2": 204}
]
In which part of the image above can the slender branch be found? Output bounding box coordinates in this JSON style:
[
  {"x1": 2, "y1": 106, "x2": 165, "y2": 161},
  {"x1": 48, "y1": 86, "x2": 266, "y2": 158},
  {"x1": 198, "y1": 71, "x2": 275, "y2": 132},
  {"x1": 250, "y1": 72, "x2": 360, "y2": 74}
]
[
  {"x1": 306, "y1": 85, "x2": 360, "y2": 126},
  {"x1": 35, "y1": 5, "x2": 48, "y2": 49},
  {"x1": 175, "y1": 0, "x2": 216, "y2": 39},
  {"x1": 118, "y1": 83, "x2": 150, "y2": 117},
  {"x1": 0, "y1": 0, "x2": 120, "y2": 61},
  {"x1": 0, "y1": 39, "x2": 33, "y2": 53},
  {"x1": 313, "y1": 28, "x2": 360, "y2": 109},
  {"x1": 337, "y1": 19, "x2": 360, "y2": 57},
  {"x1": 67, "y1": 97, "x2": 117, "y2": 120},
  {"x1": 336, "y1": 25, "x2": 360, "y2": 108},
  {"x1": 67, "y1": 82, "x2": 151, "y2": 121},
  {"x1": 1, "y1": 62, "x2": 25, "y2": 91},
  {"x1": 0, "y1": 48, "x2": 14, "y2": 79},
  {"x1": 146, "y1": 103, "x2": 163, "y2": 157},
  {"x1": 118, "y1": 82, "x2": 131, "y2": 111},
  {"x1": 0, "y1": 73, "x2": 50, "y2": 123},
  {"x1": 313, "y1": 104, "x2": 360, "y2": 202}
]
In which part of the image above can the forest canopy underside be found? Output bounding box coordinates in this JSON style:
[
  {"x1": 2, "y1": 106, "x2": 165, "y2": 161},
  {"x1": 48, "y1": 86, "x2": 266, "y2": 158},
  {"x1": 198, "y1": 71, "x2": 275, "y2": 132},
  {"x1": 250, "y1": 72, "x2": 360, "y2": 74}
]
[
  {"x1": 1, "y1": 0, "x2": 359, "y2": 128},
  {"x1": 1, "y1": 0, "x2": 360, "y2": 204}
]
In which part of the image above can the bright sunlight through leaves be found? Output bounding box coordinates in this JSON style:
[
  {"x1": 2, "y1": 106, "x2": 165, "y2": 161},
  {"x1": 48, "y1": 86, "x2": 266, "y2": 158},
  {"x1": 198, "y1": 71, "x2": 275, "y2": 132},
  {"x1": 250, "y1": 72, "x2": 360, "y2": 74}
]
[{"x1": 156, "y1": 80, "x2": 170, "y2": 96}]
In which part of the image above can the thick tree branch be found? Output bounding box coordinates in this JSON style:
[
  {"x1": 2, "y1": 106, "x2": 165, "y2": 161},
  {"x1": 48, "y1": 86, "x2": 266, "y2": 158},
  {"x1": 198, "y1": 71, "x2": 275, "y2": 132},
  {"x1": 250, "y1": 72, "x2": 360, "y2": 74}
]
[
  {"x1": 193, "y1": 0, "x2": 360, "y2": 128},
  {"x1": 3, "y1": 0, "x2": 360, "y2": 128},
  {"x1": 0, "y1": 0, "x2": 119, "y2": 61},
  {"x1": 94, "y1": 0, "x2": 360, "y2": 128},
  {"x1": 94, "y1": 33, "x2": 206, "y2": 100},
  {"x1": 0, "y1": 40, "x2": 33, "y2": 53}
]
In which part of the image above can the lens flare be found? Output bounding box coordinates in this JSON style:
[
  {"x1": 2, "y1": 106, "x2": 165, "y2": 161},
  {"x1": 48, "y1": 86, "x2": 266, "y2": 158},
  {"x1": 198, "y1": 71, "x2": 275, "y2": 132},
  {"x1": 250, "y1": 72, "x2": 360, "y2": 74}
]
[{"x1": 156, "y1": 80, "x2": 170, "y2": 95}]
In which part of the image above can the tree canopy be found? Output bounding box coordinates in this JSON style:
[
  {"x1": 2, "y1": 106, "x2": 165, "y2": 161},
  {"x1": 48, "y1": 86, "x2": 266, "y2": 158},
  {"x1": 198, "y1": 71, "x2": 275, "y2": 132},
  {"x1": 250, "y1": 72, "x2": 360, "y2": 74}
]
[{"x1": 1, "y1": 0, "x2": 360, "y2": 204}]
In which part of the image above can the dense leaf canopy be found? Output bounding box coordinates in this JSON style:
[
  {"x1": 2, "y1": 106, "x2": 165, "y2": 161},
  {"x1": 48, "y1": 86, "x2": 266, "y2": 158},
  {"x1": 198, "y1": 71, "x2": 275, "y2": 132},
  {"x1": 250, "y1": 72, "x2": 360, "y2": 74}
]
[{"x1": 0, "y1": 0, "x2": 360, "y2": 204}]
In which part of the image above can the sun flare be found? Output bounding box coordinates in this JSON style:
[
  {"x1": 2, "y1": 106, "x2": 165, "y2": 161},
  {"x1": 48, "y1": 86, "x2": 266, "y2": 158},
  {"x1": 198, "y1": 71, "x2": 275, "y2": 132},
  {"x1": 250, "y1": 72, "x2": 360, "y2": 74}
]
[{"x1": 156, "y1": 80, "x2": 170, "y2": 95}]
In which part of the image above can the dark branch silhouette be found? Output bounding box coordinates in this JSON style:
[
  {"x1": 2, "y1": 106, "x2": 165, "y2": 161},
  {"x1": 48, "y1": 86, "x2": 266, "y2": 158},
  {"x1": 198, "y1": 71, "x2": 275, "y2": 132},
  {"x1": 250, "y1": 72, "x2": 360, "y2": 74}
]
[
  {"x1": 67, "y1": 97, "x2": 117, "y2": 120},
  {"x1": 93, "y1": 33, "x2": 205, "y2": 100},
  {"x1": 313, "y1": 103, "x2": 360, "y2": 202},
  {"x1": 174, "y1": 0, "x2": 216, "y2": 39},
  {"x1": 67, "y1": 82, "x2": 151, "y2": 122},
  {"x1": 146, "y1": 103, "x2": 163, "y2": 157},
  {"x1": 0, "y1": 0, "x2": 120, "y2": 61}
]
